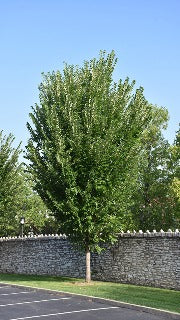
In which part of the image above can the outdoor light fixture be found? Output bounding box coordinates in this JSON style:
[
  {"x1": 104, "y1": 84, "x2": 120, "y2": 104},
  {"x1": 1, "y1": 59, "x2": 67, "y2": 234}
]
[{"x1": 20, "y1": 216, "x2": 25, "y2": 237}]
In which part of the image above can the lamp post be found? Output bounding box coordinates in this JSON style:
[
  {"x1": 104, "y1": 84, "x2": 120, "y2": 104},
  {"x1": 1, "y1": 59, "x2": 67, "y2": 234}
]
[{"x1": 20, "y1": 217, "x2": 25, "y2": 237}]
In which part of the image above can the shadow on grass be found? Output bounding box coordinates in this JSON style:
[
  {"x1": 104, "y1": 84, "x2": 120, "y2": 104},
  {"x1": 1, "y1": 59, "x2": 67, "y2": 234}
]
[{"x1": 0, "y1": 273, "x2": 79, "y2": 283}]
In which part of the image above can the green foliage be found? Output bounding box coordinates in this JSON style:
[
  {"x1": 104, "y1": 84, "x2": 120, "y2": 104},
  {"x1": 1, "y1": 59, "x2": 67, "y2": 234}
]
[
  {"x1": 168, "y1": 127, "x2": 180, "y2": 224},
  {"x1": 26, "y1": 50, "x2": 163, "y2": 249},
  {"x1": 17, "y1": 173, "x2": 58, "y2": 235},
  {"x1": 0, "y1": 130, "x2": 57, "y2": 236},
  {"x1": 0, "y1": 131, "x2": 22, "y2": 235},
  {"x1": 131, "y1": 123, "x2": 180, "y2": 230},
  {"x1": 169, "y1": 127, "x2": 180, "y2": 178}
]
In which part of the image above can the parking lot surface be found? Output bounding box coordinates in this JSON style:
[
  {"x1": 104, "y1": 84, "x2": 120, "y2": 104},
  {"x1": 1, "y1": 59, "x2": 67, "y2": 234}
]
[{"x1": 0, "y1": 283, "x2": 176, "y2": 320}]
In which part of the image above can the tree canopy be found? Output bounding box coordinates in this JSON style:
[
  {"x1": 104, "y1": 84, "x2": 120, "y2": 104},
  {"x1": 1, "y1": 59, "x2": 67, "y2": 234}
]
[{"x1": 26, "y1": 51, "x2": 169, "y2": 281}]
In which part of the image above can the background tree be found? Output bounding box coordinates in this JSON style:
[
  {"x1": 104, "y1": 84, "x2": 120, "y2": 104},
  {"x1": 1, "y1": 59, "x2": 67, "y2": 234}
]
[
  {"x1": 26, "y1": 51, "x2": 165, "y2": 282},
  {"x1": 19, "y1": 173, "x2": 58, "y2": 235},
  {"x1": 0, "y1": 130, "x2": 56, "y2": 236},
  {"x1": 168, "y1": 127, "x2": 180, "y2": 225},
  {"x1": 0, "y1": 131, "x2": 22, "y2": 236},
  {"x1": 169, "y1": 127, "x2": 180, "y2": 179},
  {"x1": 131, "y1": 119, "x2": 180, "y2": 230}
]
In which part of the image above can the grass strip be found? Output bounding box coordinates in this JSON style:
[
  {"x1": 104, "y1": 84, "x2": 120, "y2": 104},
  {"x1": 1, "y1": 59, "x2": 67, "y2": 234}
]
[{"x1": 0, "y1": 273, "x2": 179, "y2": 313}]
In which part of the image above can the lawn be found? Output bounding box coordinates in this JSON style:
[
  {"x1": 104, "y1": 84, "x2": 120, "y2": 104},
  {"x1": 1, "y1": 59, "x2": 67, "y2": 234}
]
[{"x1": 0, "y1": 273, "x2": 179, "y2": 314}]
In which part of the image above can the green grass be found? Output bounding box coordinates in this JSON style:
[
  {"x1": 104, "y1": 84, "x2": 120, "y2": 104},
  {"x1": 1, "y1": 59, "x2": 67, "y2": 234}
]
[{"x1": 0, "y1": 273, "x2": 179, "y2": 314}]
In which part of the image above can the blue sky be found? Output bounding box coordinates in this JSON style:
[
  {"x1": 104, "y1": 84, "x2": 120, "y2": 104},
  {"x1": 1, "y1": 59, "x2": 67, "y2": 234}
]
[{"x1": 0, "y1": 0, "x2": 179, "y2": 153}]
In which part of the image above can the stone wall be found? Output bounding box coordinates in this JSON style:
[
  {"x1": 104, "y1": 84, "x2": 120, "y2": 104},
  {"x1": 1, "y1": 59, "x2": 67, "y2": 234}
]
[
  {"x1": 0, "y1": 236, "x2": 85, "y2": 278},
  {"x1": 91, "y1": 232, "x2": 180, "y2": 290},
  {"x1": 0, "y1": 231, "x2": 179, "y2": 290}
]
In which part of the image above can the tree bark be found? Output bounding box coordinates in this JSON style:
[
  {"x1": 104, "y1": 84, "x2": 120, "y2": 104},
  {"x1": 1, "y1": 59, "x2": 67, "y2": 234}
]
[{"x1": 85, "y1": 246, "x2": 91, "y2": 283}]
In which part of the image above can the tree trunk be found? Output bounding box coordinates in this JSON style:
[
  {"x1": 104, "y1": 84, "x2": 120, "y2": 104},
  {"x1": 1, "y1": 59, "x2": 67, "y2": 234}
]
[{"x1": 85, "y1": 246, "x2": 91, "y2": 283}]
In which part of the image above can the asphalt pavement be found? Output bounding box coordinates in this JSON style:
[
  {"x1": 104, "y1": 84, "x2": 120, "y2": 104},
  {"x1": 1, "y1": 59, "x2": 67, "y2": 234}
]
[{"x1": 0, "y1": 283, "x2": 179, "y2": 320}]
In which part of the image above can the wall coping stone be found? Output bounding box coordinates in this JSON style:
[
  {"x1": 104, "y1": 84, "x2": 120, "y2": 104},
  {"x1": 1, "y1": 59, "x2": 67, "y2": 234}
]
[{"x1": 0, "y1": 229, "x2": 179, "y2": 242}]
